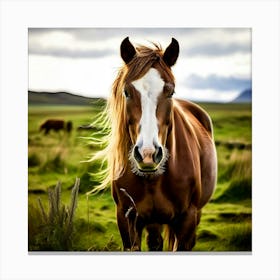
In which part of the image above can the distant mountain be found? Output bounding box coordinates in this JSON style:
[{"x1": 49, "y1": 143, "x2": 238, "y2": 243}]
[
  {"x1": 28, "y1": 91, "x2": 105, "y2": 106},
  {"x1": 232, "y1": 88, "x2": 252, "y2": 103}
]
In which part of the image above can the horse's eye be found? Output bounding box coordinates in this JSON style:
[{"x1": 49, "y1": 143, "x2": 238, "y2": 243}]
[
  {"x1": 167, "y1": 91, "x2": 174, "y2": 98},
  {"x1": 124, "y1": 90, "x2": 131, "y2": 99}
]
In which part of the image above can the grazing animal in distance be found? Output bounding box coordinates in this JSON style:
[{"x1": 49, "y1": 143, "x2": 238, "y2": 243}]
[
  {"x1": 91, "y1": 37, "x2": 217, "y2": 251},
  {"x1": 40, "y1": 119, "x2": 72, "y2": 135}
]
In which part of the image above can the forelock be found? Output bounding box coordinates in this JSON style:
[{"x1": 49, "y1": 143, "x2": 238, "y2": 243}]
[{"x1": 124, "y1": 44, "x2": 166, "y2": 83}]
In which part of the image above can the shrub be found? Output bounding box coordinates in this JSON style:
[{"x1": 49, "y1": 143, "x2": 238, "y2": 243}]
[{"x1": 28, "y1": 178, "x2": 80, "y2": 251}]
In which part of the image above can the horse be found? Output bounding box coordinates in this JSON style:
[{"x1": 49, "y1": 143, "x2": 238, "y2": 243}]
[
  {"x1": 40, "y1": 119, "x2": 72, "y2": 135},
  {"x1": 93, "y1": 37, "x2": 217, "y2": 251}
]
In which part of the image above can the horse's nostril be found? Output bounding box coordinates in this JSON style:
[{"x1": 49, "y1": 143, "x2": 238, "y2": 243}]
[
  {"x1": 153, "y1": 146, "x2": 163, "y2": 164},
  {"x1": 133, "y1": 146, "x2": 143, "y2": 163}
]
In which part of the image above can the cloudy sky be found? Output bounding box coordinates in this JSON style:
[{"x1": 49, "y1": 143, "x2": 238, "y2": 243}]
[{"x1": 28, "y1": 28, "x2": 251, "y2": 102}]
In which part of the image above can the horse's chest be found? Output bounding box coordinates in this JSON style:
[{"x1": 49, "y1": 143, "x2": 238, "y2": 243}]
[
  {"x1": 115, "y1": 173, "x2": 192, "y2": 224},
  {"x1": 136, "y1": 188, "x2": 176, "y2": 223}
]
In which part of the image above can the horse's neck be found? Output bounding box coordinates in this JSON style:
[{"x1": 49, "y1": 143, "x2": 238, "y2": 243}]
[{"x1": 167, "y1": 103, "x2": 201, "y2": 167}]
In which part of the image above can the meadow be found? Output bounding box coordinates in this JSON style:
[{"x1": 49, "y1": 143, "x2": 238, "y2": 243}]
[{"x1": 28, "y1": 101, "x2": 252, "y2": 252}]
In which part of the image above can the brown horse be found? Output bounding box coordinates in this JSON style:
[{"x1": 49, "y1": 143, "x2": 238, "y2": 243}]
[
  {"x1": 92, "y1": 37, "x2": 217, "y2": 251},
  {"x1": 40, "y1": 119, "x2": 72, "y2": 135}
]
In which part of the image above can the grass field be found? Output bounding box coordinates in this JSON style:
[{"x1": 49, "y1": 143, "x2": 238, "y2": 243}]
[{"x1": 28, "y1": 101, "x2": 252, "y2": 252}]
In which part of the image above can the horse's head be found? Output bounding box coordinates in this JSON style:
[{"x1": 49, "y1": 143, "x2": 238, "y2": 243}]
[{"x1": 120, "y1": 37, "x2": 179, "y2": 176}]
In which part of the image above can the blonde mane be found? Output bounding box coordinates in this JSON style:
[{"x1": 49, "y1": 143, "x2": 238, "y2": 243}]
[{"x1": 88, "y1": 43, "x2": 175, "y2": 194}]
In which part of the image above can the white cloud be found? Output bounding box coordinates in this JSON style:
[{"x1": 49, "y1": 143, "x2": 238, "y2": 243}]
[
  {"x1": 28, "y1": 28, "x2": 251, "y2": 102},
  {"x1": 175, "y1": 87, "x2": 239, "y2": 103},
  {"x1": 29, "y1": 54, "x2": 122, "y2": 97}
]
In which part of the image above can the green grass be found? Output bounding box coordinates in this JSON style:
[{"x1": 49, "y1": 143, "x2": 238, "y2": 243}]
[
  {"x1": 28, "y1": 102, "x2": 252, "y2": 252},
  {"x1": 200, "y1": 103, "x2": 252, "y2": 143}
]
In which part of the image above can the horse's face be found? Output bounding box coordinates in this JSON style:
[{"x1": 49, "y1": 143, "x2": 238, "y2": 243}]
[
  {"x1": 124, "y1": 68, "x2": 174, "y2": 174},
  {"x1": 120, "y1": 38, "x2": 179, "y2": 176}
]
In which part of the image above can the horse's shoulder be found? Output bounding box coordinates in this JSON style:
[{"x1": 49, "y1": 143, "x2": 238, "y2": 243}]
[{"x1": 174, "y1": 99, "x2": 213, "y2": 135}]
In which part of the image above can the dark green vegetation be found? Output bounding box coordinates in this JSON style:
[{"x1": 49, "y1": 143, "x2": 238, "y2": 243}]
[{"x1": 28, "y1": 101, "x2": 252, "y2": 252}]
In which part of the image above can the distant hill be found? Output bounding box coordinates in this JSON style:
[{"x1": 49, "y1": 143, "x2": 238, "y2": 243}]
[
  {"x1": 232, "y1": 89, "x2": 252, "y2": 103},
  {"x1": 28, "y1": 91, "x2": 106, "y2": 106}
]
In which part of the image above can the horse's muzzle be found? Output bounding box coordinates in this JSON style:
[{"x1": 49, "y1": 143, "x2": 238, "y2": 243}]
[{"x1": 133, "y1": 146, "x2": 163, "y2": 172}]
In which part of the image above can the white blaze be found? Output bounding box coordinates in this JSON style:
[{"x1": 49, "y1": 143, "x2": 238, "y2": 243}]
[{"x1": 132, "y1": 68, "x2": 164, "y2": 155}]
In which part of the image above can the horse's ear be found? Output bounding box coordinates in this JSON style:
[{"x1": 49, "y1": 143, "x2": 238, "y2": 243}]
[
  {"x1": 120, "y1": 37, "x2": 136, "y2": 64},
  {"x1": 163, "y1": 38, "x2": 179, "y2": 67}
]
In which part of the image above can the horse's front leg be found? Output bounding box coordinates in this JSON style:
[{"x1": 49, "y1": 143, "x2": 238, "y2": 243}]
[
  {"x1": 172, "y1": 205, "x2": 198, "y2": 251},
  {"x1": 116, "y1": 205, "x2": 143, "y2": 251},
  {"x1": 146, "y1": 224, "x2": 163, "y2": 251}
]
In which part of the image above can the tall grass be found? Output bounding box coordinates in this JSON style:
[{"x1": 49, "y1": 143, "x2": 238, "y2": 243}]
[
  {"x1": 216, "y1": 222, "x2": 252, "y2": 251},
  {"x1": 28, "y1": 178, "x2": 80, "y2": 251},
  {"x1": 215, "y1": 149, "x2": 252, "y2": 202}
]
